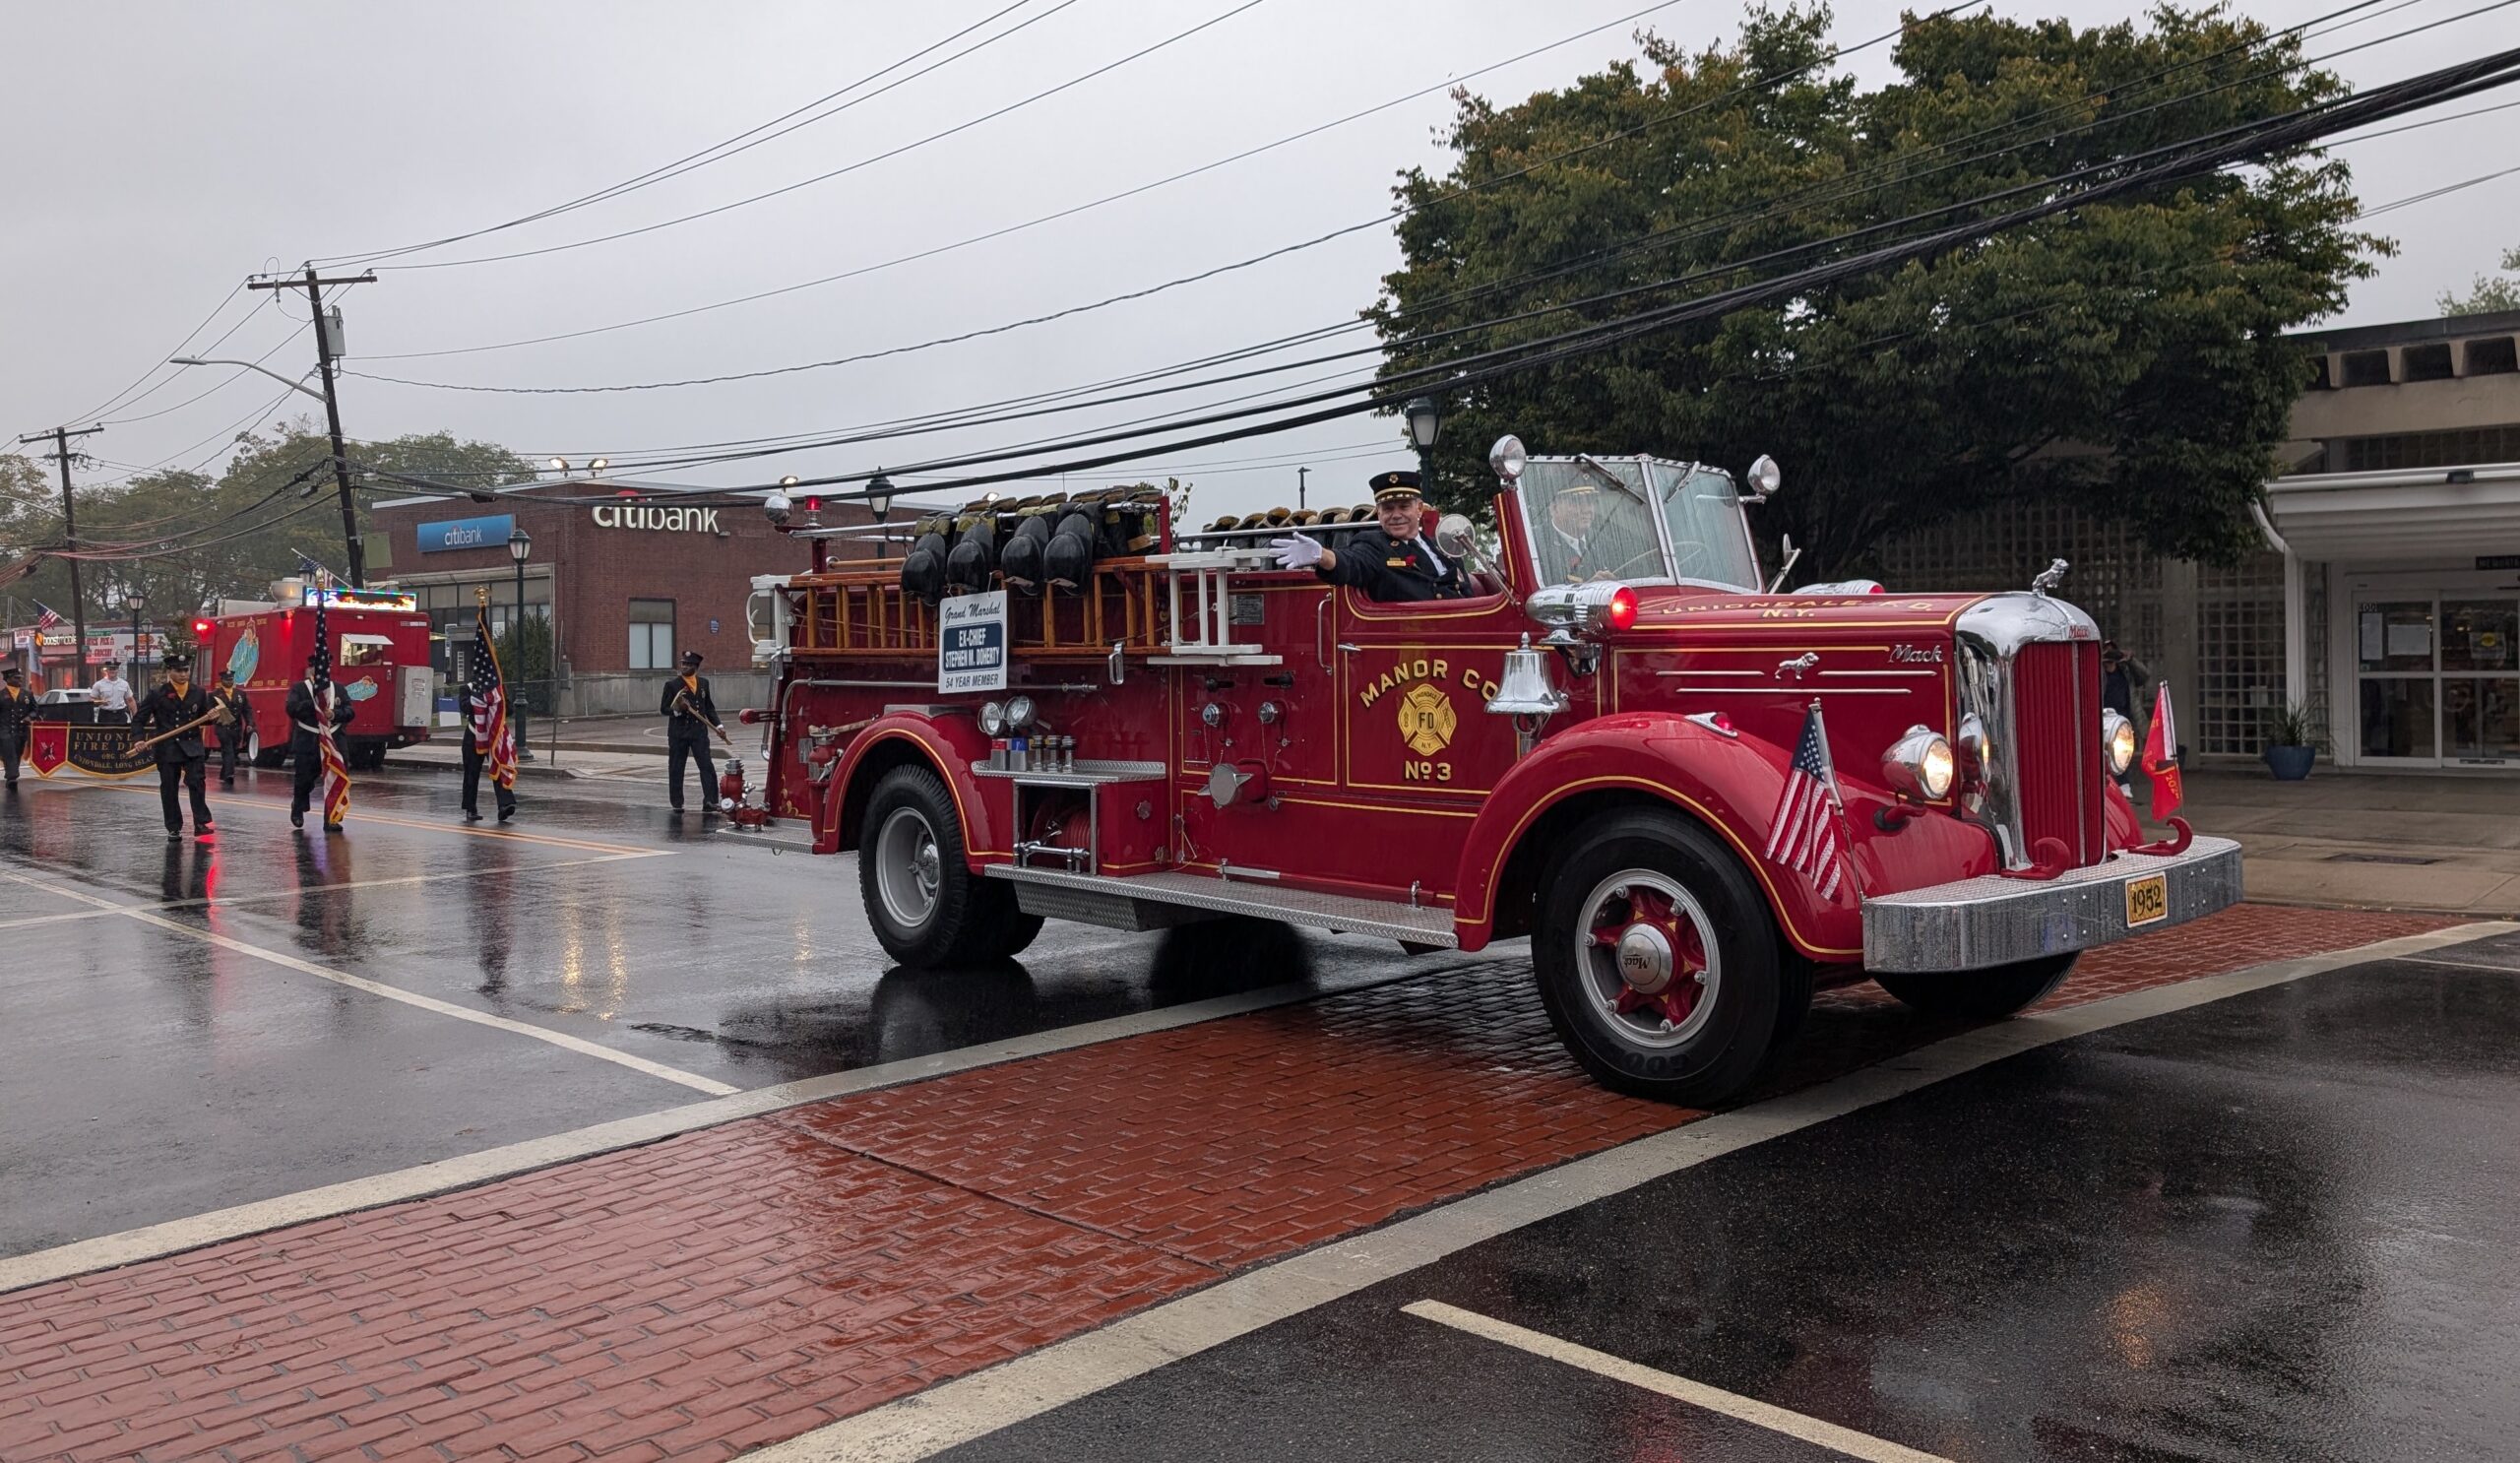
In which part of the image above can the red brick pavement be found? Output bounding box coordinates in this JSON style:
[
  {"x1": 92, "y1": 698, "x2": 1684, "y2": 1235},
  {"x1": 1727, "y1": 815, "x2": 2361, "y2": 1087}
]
[{"x1": 0, "y1": 904, "x2": 2456, "y2": 1462}]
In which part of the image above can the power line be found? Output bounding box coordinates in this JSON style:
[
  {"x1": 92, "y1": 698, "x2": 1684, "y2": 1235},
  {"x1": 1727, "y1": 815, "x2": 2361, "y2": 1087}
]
[
  {"x1": 310, "y1": 0, "x2": 1047, "y2": 268},
  {"x1": 370, "y1": 0, "x2": 1274, "y2": 273},
  {"x1": 354, "y1": 0, "x2": 1698, "y2": 361},
  {"x1": 349, "y1": 0, "x2": 2455, "y2": 399},
  {"x1": 399, "y1": 3, "x2": 2499, "y2": 489}
]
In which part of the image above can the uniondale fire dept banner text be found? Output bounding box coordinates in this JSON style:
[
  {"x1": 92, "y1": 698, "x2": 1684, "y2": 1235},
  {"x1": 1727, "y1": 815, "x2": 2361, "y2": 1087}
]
[{"x1": 25, "y1": 724, "x2": 154, "y2": 779}]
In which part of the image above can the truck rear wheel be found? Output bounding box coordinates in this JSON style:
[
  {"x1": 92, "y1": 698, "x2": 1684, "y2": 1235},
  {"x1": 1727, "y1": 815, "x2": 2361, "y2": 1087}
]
[
  {"x1": 1872, "y1": 953, "x2": 2077, "y2": 1019},
  {"x1": 858, "y1": 763, "x2": 1042, "y2": 967},
  {"x1": 1533, "y1": 808, "x2": 1785, "y2": 1106},
  {"x1": 251, "y1": 730, "x2": 283, "y2": 769}
]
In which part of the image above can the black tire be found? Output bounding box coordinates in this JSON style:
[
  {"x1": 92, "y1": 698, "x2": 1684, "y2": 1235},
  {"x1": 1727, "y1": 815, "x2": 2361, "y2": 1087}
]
[
  {"x1": 1533, "y1": 808, "x2": 1786, "y2": 1106},
  {"x1": 1873, "y1": 953, "x2": 2079, "y2": 1019},
  {"x1": 251, "y1": 729, "x2": 284, "y2": 769},
  {"x1": 857, "y1": 763, "x2": 1043, "y2": 966}
]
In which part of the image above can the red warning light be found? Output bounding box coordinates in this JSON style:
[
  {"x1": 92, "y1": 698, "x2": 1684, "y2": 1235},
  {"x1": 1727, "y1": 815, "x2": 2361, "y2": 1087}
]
[{"x1": 1606, "y1": 586, "x2": 1640, "y2": 631}]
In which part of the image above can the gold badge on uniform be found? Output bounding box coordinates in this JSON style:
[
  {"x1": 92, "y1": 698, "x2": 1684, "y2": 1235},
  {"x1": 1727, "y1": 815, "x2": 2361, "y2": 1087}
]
[{"x1": 1397, "y1": 684, "x2": 1457, "y2": 756}]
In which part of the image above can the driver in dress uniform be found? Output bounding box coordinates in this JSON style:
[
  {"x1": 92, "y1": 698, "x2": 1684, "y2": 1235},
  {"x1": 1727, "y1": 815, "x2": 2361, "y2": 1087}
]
[{"x1": 1268, "y1": 471, "x2": 1464, "y2": 602}]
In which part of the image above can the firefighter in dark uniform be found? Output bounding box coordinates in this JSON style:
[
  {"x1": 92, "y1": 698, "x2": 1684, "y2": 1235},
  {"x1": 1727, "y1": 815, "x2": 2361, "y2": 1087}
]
[
  {"x1": 1269, "y1": 471, "x2": 1465, "y2": 602},
  {"x1": 284, "y1": 655, "x2": 355, "y2": 830},
  {"x1": 0, "y1": 668, "x2": 32, "y2": 787},
  {"x1": 133, "y1": 654, "x2": 216, "y2": 839},
  {"x1": 210, "y1": 669, "x2": 252, "y2": 787},
  {"x1": 661, "y1": 649, "x2": 725, "y2": 812}
]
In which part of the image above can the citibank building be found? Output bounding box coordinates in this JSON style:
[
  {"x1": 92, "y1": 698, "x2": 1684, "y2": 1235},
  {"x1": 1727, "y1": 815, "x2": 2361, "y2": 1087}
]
[{"x1": 368, "y1": 482, "x2": 850, "y2": 717}]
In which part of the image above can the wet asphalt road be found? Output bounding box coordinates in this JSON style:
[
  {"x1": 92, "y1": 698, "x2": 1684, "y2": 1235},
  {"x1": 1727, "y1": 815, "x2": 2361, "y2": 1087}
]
[
  {"x1": 946, "y1": 942, "x2": 2520, "y2": 1463},
  {"x1": 0, "y1": 762, "x2": 1429, "y2": 1258}
]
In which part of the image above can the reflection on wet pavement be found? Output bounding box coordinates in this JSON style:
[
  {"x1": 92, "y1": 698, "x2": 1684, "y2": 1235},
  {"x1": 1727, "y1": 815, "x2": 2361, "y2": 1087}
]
[{"x1": 0, "y1": 766, "x2": 1425, "y2": 1255}]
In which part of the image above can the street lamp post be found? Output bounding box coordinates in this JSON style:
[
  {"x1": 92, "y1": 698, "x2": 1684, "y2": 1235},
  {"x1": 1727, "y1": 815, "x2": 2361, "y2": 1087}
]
[
  {"x1": 128, "y1": 588, "x2": 146, "y2": 684},
  {"x1": 1404, "y1": 397, "x2": 1443, "y2": 487},
  {"x1": 866, "y1": 472, "x2": 896, "y2": 563},
  {"x1": 507, "y1": 527, "x2": 534, "y2": 761}
]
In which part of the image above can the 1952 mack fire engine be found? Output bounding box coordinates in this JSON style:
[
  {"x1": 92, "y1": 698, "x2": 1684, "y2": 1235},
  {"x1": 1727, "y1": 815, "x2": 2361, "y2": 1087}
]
[{"x1": 742, "y1": 436, "x2": 2240, "y2": 1104}]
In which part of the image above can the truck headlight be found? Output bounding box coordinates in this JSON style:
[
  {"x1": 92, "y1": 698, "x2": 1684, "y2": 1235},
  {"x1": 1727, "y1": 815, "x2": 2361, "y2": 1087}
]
[
  {"x1": 1882, "y1": 725, "x2": 1955, "y2": 801},
  {"x1": 1006, "y1": 695, "x2": 1038, "y2": 732},
  {"x1": 978, "y1": 701, "x2": 1008, "y2": 736},
  {"x1": 2102, "y1": 709, "x2": 2137, "y2": 775}
]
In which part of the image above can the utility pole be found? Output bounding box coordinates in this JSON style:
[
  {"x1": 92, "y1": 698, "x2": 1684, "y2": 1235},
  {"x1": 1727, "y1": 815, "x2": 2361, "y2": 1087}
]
[
  {"x1": 248, "y1": 267, "x2": 376, "y2": 587},
  {"x1": 19, "y1": 423, "x2": 102, "y2": 673},
  {"x1": 1297, "y1": 466, "x2": 1308, "y2": 512}
]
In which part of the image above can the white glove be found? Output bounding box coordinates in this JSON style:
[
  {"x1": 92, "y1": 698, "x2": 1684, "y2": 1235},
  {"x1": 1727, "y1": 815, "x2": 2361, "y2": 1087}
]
[{"x1": 1270, "y1": 533, "x2": 1324, "y2": 570}]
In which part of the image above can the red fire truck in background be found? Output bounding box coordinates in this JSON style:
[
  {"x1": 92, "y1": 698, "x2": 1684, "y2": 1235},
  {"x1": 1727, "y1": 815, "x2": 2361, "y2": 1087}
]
[
  {"x1": 192, "y1": 586, "x2": 436, "y2": 770},
  {"x1": 741, "y1": 436, "x2": 2241, "y2": 1106}
]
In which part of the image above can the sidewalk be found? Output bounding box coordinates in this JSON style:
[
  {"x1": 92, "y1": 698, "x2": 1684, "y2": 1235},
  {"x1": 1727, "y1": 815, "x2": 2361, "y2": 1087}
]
[
  {"x1": 2174, "y1": 767, "x2": 2520, "y2": 917},
  {"x1": 389, "y1": 714, "x2": 758, "y2": 782}
]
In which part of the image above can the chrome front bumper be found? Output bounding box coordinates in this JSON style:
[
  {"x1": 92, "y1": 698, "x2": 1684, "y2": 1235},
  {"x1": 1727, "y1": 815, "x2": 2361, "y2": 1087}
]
[{"x1": 1861, "y1": 836, "x2": 2242, "y2": 973}]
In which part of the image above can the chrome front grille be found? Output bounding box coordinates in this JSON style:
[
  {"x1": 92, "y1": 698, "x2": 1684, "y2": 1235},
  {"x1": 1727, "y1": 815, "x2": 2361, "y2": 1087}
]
[{"x1": 1955, "y1": 593, "x2": 2107, "y2": 871}]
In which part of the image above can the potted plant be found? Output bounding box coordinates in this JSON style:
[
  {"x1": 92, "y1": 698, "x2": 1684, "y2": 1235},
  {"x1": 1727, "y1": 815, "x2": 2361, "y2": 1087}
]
[{"x1": 2261, "y1": 703, "x2": 2324, "y2": 781}]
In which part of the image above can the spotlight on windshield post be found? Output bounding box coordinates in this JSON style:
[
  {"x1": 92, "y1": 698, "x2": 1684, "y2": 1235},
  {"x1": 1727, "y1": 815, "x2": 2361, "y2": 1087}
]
[
  {"x1": 1745, "y1": 454, "x2": 1782, "y2": 501},
  {"x1": 1488, "y1": 435, "x2": 1527, "y2": 484}
]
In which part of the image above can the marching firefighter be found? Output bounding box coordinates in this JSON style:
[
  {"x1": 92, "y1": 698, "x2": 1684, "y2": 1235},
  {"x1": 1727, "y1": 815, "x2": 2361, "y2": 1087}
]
[
  {"x1": 661, "y1": 649, "x2": 726, "y2": 813},
  {"x1": 0, "y1": 668, "x2": 31, "y2": 787},
  {"x1": 1269, "y1": 471, "x2": 1465, "y2": 603},
  {"x1": 132, "y1": 654, "x2": 216, "y2": 840},
  {"x1": 285, "y1": 654, "x2": 355, "y2": 830},
  {"x1": 210, "y1": 669, "x2": 252, "y2": 788}
]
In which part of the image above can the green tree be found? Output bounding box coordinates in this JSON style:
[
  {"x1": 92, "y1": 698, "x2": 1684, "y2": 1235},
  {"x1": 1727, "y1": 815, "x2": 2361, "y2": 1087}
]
[
  {"x1": 2439, "y1": 246, "x2": 2520, "y2": 316},
  {"x1": 495, "y1": 614, "x2": 555, "y2": 716},
  {"x1": 1372, "y1": 4, "x2": 2385, "y2": 576}
]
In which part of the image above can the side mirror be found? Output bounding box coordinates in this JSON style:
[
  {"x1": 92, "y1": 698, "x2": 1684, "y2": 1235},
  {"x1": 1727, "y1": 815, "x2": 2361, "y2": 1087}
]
[
  {"x1": 1434, "y1": 513, "x2": 1477, "y2": 562},
  {"x1": 1743, "y1": 455, "x2": 1782, "y2": 502}
]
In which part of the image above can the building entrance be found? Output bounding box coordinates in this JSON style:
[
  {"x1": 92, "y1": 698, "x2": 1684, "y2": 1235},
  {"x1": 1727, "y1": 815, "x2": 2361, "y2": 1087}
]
[{"x1": 2353, "y1": 586, "x2": 2520, "y2": 766}]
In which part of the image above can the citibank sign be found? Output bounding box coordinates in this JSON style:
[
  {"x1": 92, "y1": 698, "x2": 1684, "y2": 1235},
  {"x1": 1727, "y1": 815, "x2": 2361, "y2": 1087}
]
[
  {"x1": 593, "y1": 503, "x2": 721, "y2": 533},
  {"x1": 415, "y1": 514, "x2": 515, "y2": 553}
]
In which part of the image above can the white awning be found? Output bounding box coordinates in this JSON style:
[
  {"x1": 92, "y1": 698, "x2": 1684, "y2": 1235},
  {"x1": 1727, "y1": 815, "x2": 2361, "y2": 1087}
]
[{"x1": 2263, "y1": 462, "x2": 2520, "y2": 560}]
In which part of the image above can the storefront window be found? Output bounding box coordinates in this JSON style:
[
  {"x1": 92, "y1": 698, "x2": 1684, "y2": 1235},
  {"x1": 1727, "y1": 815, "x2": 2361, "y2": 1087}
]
[
  {"x1": 2360, "y1": 677, "x2": 2435, "y2": 759},
  {"x1": 629, "y1": 599, "x2": 675, "y2": 670}
]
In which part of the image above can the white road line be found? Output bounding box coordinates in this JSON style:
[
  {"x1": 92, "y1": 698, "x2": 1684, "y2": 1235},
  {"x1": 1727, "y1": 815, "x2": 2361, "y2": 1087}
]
[
  {"x1": 0, "y1": 954, "x2": 1464, "y2": 1296},
  {"x1": 1403, "y1": 1300, "x2": 1950, "y2": 1463},
  {"x1": 0, "y1": 853, "x2": 662, "y2": 931},
  {"x1": 0, "y1": 869, "x2": 736, "y2": 1099},
  {"x1": 751, "y1": 920, "x2": 2518, "y2": 1463}
]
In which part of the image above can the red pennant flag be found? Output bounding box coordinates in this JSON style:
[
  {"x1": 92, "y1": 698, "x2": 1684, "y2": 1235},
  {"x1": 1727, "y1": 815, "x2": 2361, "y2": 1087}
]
[{"x1": 2142, "y1": 680, "x2": 2182, "y2": 821}]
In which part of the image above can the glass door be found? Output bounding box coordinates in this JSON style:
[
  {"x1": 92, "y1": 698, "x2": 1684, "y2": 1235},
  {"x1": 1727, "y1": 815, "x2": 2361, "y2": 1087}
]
[
  {"x1": 2355, "y1": 599, "x2": 2438, "y2": 763},
  {"x1": 2442, "y1": 598, "x2": 2520, "y2": 765}
]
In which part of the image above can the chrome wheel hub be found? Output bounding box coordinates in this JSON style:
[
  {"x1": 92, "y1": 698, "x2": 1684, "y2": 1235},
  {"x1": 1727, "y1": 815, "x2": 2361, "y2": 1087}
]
[
  {"x1": 874, "y1": 807, "x2": 943, "y2": 929},
  {"x1": 1575, "y1": 871, "x2": 1718, "y2": 1049}
]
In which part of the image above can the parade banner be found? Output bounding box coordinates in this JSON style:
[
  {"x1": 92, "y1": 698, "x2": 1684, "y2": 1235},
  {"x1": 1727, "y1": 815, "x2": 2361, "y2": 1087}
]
[{"x1": 26, "y1": 723, "x2": 154, "y2": 779}]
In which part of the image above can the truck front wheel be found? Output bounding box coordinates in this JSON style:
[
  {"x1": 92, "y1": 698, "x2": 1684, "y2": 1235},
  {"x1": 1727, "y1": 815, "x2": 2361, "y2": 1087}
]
[
  {"x1": 1533, "y1": 809, "x2": 1786, "y2": 1106},
  {"x1": 858, "y1": 764, "x2": 1042, "y2": 967},
  {"x1": 1872, "y1": 954, "x2": 2077, "y2": 1019},
  {"x1": 251, "y1": 730, "x2": 284, "y2": 769}
]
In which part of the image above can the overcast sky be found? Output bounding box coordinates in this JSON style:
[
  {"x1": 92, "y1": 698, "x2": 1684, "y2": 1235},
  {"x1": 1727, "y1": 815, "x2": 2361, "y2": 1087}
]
[{"x1": 4, "y1": 0, "x2": 2511, "y2": 521}]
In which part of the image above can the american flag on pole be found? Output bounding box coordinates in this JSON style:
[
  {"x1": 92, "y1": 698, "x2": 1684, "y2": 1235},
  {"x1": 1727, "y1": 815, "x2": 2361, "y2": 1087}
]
[
  {"x1": 469, "y1": 601, "x2": 518, "y2": 791},
  {"x1": 32, "y1": 602, "x2": 61, "y2": 631},
  {"x1": 1765, "y1": 700, "x2": 1854, "y2": 901},
  {"x1": 310, "y1": 573, "x2": 352, "y2": 827}
]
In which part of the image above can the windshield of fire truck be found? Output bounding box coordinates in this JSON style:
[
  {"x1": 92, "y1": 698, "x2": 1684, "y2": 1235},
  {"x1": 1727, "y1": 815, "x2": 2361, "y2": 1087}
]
[{"x1": 1519, "y1": 458, "x2": 1760, "y2": 592}]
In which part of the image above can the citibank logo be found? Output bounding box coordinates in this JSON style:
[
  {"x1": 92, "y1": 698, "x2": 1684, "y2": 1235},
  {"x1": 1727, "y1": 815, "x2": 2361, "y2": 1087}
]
[
  {"x1": 416, "y1": 514, "x2": 515, "y2": 553},
  {"x1": 592, "y1": 504, "x2": 721, "y2": 533}
]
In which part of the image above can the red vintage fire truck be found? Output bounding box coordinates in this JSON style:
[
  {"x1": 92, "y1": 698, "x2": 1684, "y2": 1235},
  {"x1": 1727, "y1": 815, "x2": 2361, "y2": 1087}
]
[
  {"x1": 194, "y1": 586, "x2": 437, "y2": 770},
  {"x1": 743, "y1": 437, "x2": 2240, "y2": 1104}
]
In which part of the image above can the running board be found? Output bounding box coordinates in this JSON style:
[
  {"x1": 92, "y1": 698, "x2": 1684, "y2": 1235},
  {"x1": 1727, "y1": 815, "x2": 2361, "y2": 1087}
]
[{"x1": 985, "y1": 865, "x2": 1460, "y2": 947}]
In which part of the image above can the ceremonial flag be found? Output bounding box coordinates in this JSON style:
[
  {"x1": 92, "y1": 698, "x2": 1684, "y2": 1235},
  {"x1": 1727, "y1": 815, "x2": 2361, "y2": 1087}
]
[
  {"x1": 1765, "y1": 700, "x2": 1854, "y2": 902},
  {"x1": 310, "y1": 574, "x2": 352, "y2": 827},
  {"x1": 32, "y1": 602, "x2": 60, "y2": 631},
  {"x1": 2142, "y1": 680, "x2": 2182, "y2": 820},
  {"x1": 469, "y1": 602, "x2": 518, "y2": 791}
]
